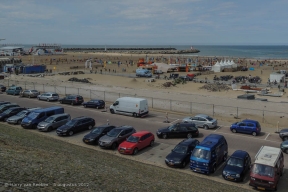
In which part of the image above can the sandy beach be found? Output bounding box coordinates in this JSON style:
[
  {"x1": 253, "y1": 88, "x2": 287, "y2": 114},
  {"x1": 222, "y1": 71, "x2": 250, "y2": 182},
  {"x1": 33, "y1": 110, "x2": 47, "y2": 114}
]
[{"x1": 3, "y1": 52, "x2": 288, "y2": 128}]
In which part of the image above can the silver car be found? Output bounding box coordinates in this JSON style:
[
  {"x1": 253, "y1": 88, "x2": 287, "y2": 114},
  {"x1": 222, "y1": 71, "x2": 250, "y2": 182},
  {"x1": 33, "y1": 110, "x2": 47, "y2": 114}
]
[
  {"x1": 37, "y1": 113, "x2": 71, "y2": 132},
  {"x1": 98, "y1": 126, "x2": 136, "y2": 150},
  {"x1": 37, "y1": 92, "x2": 59, "y2": 101},
  {"x1": 182, "y1": 114, "x2": 217, "y2": 129},
  {"x1": 7, "y1": 107, "x2": 41, "y2": 124},
  {"x1": 20, "y1": 89, "x2": 40, "y2": 98}
]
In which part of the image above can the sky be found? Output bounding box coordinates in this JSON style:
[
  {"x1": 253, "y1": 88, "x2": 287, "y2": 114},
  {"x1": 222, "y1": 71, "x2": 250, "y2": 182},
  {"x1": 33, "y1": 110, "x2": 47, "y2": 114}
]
[{"x1": 0, "y1": 0, "x2": 288, "y2": 45}]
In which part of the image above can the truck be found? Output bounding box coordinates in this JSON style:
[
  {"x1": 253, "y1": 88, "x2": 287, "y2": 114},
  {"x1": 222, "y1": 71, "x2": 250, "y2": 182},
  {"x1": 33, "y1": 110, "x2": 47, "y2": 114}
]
[
  {"x1": 136, "y1": 68, "x2": 152, "y2": 77},
  {"x1": 109, "y1": 97, "x2": 149, "y2": 117}
]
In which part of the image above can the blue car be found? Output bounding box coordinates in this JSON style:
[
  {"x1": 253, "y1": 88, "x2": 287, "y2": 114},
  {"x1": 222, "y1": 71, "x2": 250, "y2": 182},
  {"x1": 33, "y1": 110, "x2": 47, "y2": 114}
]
[
  {"x1": 230, "y1": 119, "x2": 261, "y2": 136},
  {"x1": 82, "y1": 99, "x2": 105, "y2": 109},
  {"x1": 222, "y1": 150, "x2": 251, "y2": 182}
]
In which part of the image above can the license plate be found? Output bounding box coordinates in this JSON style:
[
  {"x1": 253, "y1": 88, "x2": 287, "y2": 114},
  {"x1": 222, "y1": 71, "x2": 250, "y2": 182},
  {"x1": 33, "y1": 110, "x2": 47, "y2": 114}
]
[
  {"x1": 257, "y1": 187, "x2": 265, "y2": 191},
  {"x1": 227, "y1": 176, "x2": 234, "y2": 180}
]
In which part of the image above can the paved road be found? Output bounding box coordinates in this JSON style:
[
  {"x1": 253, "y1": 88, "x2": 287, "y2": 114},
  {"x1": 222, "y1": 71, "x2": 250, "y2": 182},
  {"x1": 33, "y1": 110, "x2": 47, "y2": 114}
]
[{"x1": 1, "y1": 94, "x2": 287, "y2": 191}]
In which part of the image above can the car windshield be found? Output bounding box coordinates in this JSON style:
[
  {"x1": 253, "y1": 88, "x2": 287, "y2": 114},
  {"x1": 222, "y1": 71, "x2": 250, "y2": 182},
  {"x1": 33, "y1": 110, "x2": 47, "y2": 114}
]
[
  {"x1": 44, "y1": 116, "x2": 55, "y2": 123},
  {"x1": 252, "y1": 164, "x2": 274, "y2": 177},
  {"x1": 192, "y1": 148, "x2": 211, "y2": 160},
  {"x1": 27, "y1": 112, "x2": 39, "y2": 119},
  {"x1": 3, "y1": 108, "x2": 14, "y2": 114},
  {"x1": 66, "y1": 120, "x2": 77, "y2": 126},
  {"x1": 16, "y1": 111, "x2": 27, "y2": 117},
  {"x1": 107, "y1": 129, "x2": 121, "y2": 137},
  {"x1": 206, "y1": 116, "x2": 213, "y2": 121},
  {"x1": 31, "y1": 90, "x2": 38, "y2": 92},
  {"x1": 126, "y1": 135, "x2": 139, "y2": 143},
  {"x1": 91, "y1": 127, "x2": 103, "y2": 134},
  {"x1": 227, "y1": 157, "x2": 243, "y2": 168},
  {"x1": 173, "y1": 145, "x2": 188, "y2": 154},
  {"x1": 52, "y1": 94, "x2": 58, "y2": 96},
  {"x1": 168, "y1": 124, "x2": 177, "y2": 131}
]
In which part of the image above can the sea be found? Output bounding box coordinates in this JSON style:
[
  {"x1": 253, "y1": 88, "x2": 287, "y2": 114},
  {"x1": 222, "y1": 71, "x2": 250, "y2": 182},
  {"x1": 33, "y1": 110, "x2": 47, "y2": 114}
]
[{"x1": 2, "y1": 44, "x2": 288, "y2": 60}]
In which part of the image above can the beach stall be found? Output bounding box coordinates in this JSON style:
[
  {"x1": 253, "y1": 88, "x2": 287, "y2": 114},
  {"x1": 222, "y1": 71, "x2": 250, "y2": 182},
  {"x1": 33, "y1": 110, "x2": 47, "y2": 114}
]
[
  {"x1": 270, "y1": 72, "x2": 285, "y2": 83},
  {"x1": 212, "y1": 62, "x2": 223, "y2": 72}
]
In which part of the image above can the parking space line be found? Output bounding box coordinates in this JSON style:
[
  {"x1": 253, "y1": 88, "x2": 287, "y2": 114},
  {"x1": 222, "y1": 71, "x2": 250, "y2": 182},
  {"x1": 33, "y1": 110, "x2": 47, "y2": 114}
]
[
  {"x1": 265, "y1": 133, "x2": 270, "y2": 140},
  {"x1": 170, "y1": 119, "x2": 179, "y2": 124},
  {"x1": 214, "y1": 126, "x2": 222, "y2": 132}
]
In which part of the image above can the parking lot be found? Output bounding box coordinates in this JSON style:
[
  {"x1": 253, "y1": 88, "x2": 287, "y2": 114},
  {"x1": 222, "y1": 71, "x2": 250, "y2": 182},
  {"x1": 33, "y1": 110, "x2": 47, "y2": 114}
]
[{"x1": 1, "y1": 94, "x2": 288, "y2": 191}]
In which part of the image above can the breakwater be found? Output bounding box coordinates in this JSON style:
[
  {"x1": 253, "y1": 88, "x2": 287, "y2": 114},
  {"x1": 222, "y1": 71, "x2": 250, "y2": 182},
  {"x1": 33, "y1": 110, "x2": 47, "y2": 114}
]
[{"x1": 63, "y1": 47, "x2": 200, "y2": 54}]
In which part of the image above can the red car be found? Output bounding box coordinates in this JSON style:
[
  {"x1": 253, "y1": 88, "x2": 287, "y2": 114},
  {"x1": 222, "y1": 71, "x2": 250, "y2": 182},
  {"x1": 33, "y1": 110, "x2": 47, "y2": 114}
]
[{"x1": 118, "y1": 131, "x2": 155, "y2": 155}]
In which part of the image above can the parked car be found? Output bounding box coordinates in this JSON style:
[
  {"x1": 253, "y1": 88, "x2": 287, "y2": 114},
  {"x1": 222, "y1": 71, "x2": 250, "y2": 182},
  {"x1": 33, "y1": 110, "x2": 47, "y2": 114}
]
[
  {"x1": 165, "y1": 138, "x2": 199, "y2": 168},
  {"x1": 98, "y1": 126, "x2": 136, "y2": 150},
  {"x1": 118, "y1": 131, "x2": 155, "y2": 155},
  {"x1": 59, "y1": 95, "x2": 84, "y2": 105},
  {"x1": 37, "y1": 92, "x2": 59, "y2": 101},
  {"x1": 280, "y1": 140, "x2": 288, "y2": 154},
  {"x1": 83, "y1": 125, "x2": 116, "y2": 145},
  {"x1": 0, "y1": 101, "x2": 10, "y2": 106},
  {"x1": 249, "y1": 146, "x2": 284, "y2": 191},
  {"x1": 6, "y1": 86, "x2": 22, "y2": 95},
  {"x1": 0, "y1": 84, "x2": 6, "y2": 92},
  {"x1": 6, "y1": 108, "x2": 41, "y2": 124},
  {"x1": 230, "y1": 119, "x2": 261, "y2": 136},
  {"x1": 182, "y1": 114, "x2": 217, "y2": 129},
  {"x1": 0, "y1": 107, "x2": 26, "y2": 121},
  {"x1": 156, "y1": 122, "x2": 198, "y2": 139},
  {"x1": 37, "y1": 113, "x2": 71, "y2": 132},
  {"x1": 222, "y1": 150, "x2": 251, "y2": 182},
  {"x1": 56, "y1": 116, "x2": 95, "y2": 136},
  {"x1": 0, "y1": 103, "x2": 20, "y2": 113},
  {"x1": 20, "y1": 89, "x2": 40, "y2": 98},
  {"x1": 82, "y1": 99, "x2": 105, "y2": 109},
  {"x1": 279, "y1": 128, "x2": 288, "y2": 141},
  {"x1": 190, "y1": 134, "x2": 228, "y2": 174}
]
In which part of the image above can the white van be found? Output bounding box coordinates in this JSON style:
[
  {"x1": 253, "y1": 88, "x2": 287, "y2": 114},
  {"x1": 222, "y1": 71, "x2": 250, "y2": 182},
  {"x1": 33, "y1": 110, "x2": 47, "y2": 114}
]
[{"x1": 110, "y1": 97, "x2": 149, "y2": 117}]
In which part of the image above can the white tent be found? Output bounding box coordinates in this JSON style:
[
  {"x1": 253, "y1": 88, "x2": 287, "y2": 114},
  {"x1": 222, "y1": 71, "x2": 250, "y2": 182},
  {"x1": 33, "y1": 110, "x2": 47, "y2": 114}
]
[
  {"x1": 223, "y1": 60, "x2": 231, "y2": 68},
  {"x1": 230, "y1": 60, "x2": 237, "y2": 68},
  {"x1": 213, "y1": 61, "x2": 223, "y2": 72}
]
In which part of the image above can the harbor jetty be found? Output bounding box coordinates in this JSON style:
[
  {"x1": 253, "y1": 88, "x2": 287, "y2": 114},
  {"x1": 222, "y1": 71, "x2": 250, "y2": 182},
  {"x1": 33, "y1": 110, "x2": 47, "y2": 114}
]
[{"x1": 63, "y1": 47, "x2": 200, "y2": 54}]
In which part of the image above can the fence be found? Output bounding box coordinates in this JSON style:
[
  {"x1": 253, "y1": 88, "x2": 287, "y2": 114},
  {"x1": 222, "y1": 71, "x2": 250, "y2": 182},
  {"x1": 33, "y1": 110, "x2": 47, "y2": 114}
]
[{"x1": 1, "y1": 78, "x2": 288, "y2": 128}]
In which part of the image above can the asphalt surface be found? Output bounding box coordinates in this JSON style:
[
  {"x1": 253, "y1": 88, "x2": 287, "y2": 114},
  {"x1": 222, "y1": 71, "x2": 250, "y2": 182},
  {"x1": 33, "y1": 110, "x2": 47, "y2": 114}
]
[{"x1": 1, "y1": 93, "x2": 287, "y2": 191}]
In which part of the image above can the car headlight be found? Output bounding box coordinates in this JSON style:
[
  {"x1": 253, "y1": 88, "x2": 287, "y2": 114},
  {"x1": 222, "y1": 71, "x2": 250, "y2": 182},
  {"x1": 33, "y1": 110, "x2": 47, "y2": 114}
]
[
  {"x1": 223, "y1": 171, "x2": 227, "y2": 175},
  {"x1": 203, "y1": 163, "x2": 208, "y2": 166},
  {"x1": 190, "y1": 160, "x2": 195, "y2": 163},
  {"x1": 250, "y1": 177, "x2": 255, "y2": 180},
  {"x1": 157, "y1": 131, "x2": 161, "y2": 134},
  {"x1": 236, "y1": 174, "x2": 240, "y2": 178}
]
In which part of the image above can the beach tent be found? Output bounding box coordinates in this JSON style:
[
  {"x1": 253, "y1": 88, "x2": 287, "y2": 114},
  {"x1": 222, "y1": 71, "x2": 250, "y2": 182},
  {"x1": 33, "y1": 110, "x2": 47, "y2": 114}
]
[
  {"x1": 270, "y1": 72, "x2": 285, "y2": 83},
  {"x1": 213, "y1": 62, "x2": 223, "y2": 72},
  {"x1": 224, "y1": 60, "x2": 232, "y2": 68},
  {"x1": 152, "y1": 63, "x2": 178, "y2": 73},
  {"x1": 230, "y1": 60, "x2": 237, "y2": 68}
]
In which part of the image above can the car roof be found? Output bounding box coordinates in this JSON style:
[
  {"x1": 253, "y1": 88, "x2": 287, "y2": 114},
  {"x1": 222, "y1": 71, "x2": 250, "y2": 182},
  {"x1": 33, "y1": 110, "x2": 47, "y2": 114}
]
[
  {"x1": 49, "y1": 113, "x2": 69, "y2": 118},
  {"x1": 132, "y1": 131, "x2": 151, "y2": 137},
  {"x1": 72, "y1": 116, "x2": 90, "y2": 120},
  {"x1": 230, "y1": 150, "x2": 248, "y2": 159},
  {"x1": 96, "y1": 125, "x2": 115, "y2": 128},
  {"x1": 6, "y1": 107, "x2": 22, "y2": 110},
  {"x1": 114, "y1": 125, "x2": 134, "y2": 130},
  {"x1": 178, "y1": 138, "x2": 198, "y2": 146},
  {"x1": 197, "y1": 134, "x2": 224, "y2": 150},
  {"x1": 242, "y1": 119, "x2": 259, "y2": 123},
  {"x1": 43, "y1": 92, "x2": 57, "y2": 94},
  {"x1": 280, "y1": 128, "x2": 288, "y2": 133},
  {"x1": 195, "y1": 114, "x2": 210, "y2": 118}
]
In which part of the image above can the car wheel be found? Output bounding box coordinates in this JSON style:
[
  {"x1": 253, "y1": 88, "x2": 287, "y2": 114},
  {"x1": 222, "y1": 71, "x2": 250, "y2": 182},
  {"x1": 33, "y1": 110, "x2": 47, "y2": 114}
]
[
  {"x1": 182, "y1": 161, "x2": 187, "y2": 168},
  {"x1": 110, "y1": 109, "x2": 115, "y2": 114},
  {"x1": 13, "y1": 92, "x2": 16, "y2": 95},
  {"x1": 149, "y1": 140, "x2": 154, "y2": 147},
  {"x1": 283, "y1": 136, "x2": 288, "y2": 141},
  {"x1": 84, "y1": 105, "x2": 87, "y2": 108},
  {"x1": 48, "y1": 127, "x2": 52, "y2": 132},
  {"x1": 187, "y1": 133, "x2": 192, "y2": 138},
  {"x1": 17, "y1": 120, "x2": 22, "y2": 124},
  {"x1": 252, "y1": 131, "x2": 257, "y2": 136},
  {"x1": 96, "y1": 106, "x2": 99, "y2": 109},
  {"x1": 133, "y1": 148, "x2": 138, "y2": 155},
  {"x1": 204, "y1": 125, "x2": 209, "y2": 130},
  {"x1": 285, "y1": 149, "x2": 288, "y2": 154},
  {"x1": 111, "y1": 143, "x2": 117, "y2": 150},
  {"x1": 71, "y1": 102, "x2": 74, "y2": 106},
  {"x1": 162, "y1": 134, "x2": 167, "y2": 139},
  {"x1": 60, "y1": 100, "x2": 63, "y2": 104},
  {"x1": 232, "y1": 129, "x2": 237, "y2": 133},
  {"x1": 88, "y1": 125, "x2": 93, "y2": 130},
  {"x1": 68, "y1": 131, "x2": 74, "y2": 136},
  {"x1": 47, "y1": 98, "x2": 50, "y2": 102}
]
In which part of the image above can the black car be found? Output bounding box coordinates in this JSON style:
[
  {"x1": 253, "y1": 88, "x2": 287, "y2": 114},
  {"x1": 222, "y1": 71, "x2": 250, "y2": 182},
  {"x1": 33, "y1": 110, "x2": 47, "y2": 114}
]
[
  {"x1": 165, "y1": 138, "x2": 199, "y2": 168},
  {"x1": 56, "y1": 116, "x2": 95, "y2": 136},
  {"x1": 156, "y1": 122, "x2": 198, "y2": 139},
  {"x1": 279, "y1": 129, "x2": 288, "y2": 141},
  {"x1": 82, "y1": 99, "x2": 105, "y2": 109},
  {"x1": 0, "y1": 104, "x2": 20, "y2": 113},
  {"x1": 0, "y1": 107, "x2": 26, "y2": 121},
  {"x1": 83, "y1": 125, "x2": 116, "y2": 144},
  {"x1": 0, "y1": 85, "x2": 6, "y2": 92},
  {"x1": 0, "y1": 101, "x2": 11, "y2": 106},
  {"x1": 59, "y1": 95, "x2": 84, "y2": 105},
  {"x1": 222, "y1": 150, "x2": 251, "y2": 182}
]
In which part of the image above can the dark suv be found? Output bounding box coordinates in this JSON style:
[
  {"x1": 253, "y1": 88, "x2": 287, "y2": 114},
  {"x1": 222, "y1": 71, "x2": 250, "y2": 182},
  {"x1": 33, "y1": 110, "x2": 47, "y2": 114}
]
[
  {"x1": 56, "y1": 116, "x2": 95, "y2": 136},
  {"x1": 59, "y1": 95, "x2": 84, "y2": 105},
  {"x1": 0, "y1": 104, "x2": 20, "y2": 113},
  {"x1": 98, "y1": 126, "x2": 136, "y2": 149},
  {"x1": 0, "y1": 107, "x2": 26, "y2": 121},
  {"x1": 279, "y1": 129, "x2": 288, "y2": 141},
  {"x1": 156, "y1": 122, "x2": 198, "y2": 139}
]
